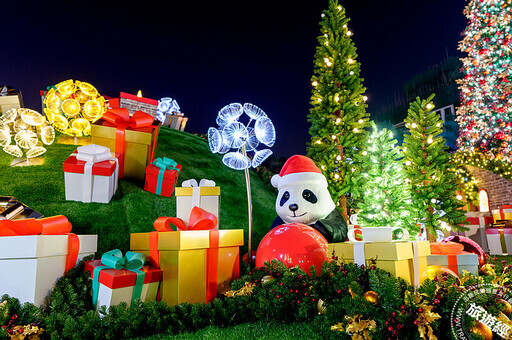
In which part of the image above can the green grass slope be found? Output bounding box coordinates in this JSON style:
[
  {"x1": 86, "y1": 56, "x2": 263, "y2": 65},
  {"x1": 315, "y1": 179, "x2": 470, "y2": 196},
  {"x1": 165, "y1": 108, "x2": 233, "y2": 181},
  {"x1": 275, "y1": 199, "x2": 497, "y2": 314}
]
[{"x1": 0, "y1": 126, "x2": 277, "y2": 256}]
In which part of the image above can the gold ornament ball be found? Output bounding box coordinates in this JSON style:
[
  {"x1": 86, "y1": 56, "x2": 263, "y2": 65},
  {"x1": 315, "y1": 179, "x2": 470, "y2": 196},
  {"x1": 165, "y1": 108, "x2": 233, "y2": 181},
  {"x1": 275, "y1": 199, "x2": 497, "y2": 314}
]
[
  {"x1": 470, "y1": 321, "x2": 492, "y2": 340},
  {"x1": 363, "y1": 291, "x2": 379, "y2": 304},
  {"x1": 498, "y1": 299, "x2": 512, "y2": 315},
  {"x1": 426, "y1": 265, "x2": 458, "y2": 280},
  {"x1": 261, "y1": 275, "x2": 274, "y2": 285}
]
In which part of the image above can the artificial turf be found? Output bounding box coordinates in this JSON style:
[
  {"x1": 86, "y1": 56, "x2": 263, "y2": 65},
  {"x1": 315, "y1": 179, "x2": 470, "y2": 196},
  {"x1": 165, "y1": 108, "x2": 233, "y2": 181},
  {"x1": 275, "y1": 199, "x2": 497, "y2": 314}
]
[{"x1": 0, "y1": 126, "x2": 277, "y2": 256}]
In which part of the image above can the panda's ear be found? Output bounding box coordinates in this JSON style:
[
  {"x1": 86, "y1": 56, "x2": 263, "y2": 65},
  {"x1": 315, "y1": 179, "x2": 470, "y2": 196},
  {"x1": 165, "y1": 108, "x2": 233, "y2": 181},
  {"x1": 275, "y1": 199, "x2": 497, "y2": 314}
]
[{"x1": 271, "y1": 174, "x2": 280, "y2": 188}]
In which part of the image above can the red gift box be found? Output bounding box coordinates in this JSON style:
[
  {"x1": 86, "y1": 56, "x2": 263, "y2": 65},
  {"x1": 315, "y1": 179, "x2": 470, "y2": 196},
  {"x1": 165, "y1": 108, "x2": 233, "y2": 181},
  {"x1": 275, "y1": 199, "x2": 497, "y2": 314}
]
[
  {"x1": 84, "y1": 259, "x2": 162, "y2": 289},
  {"x1": 63, "y1": 153, "x2": 117, "y2": 176},
  {"x1": 144, "y1": 163, "x2": 181, "y2": 197}
]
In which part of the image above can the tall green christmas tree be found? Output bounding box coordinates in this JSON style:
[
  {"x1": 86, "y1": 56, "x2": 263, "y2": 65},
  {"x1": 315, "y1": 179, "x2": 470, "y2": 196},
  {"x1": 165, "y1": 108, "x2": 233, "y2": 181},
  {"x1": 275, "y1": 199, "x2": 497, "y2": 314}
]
[
  {"x1": 353, "y1": 124, "x2": 416, "y2": 234},
  {"x1": 456, "y1": 0, "x2": 512, "y2": 162},
  {"x1": 403, "y1": 95, "x2": 466, "y2": 241},
  {"x1": 307, "y1": 0, "x2": 371, "y2": 221}
]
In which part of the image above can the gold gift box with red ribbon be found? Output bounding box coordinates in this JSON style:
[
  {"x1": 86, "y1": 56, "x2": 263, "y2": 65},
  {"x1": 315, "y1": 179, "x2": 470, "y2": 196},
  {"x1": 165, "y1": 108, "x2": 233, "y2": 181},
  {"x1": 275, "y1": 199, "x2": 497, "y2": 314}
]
[
  {"x1": 0, "y1": 216, "x2": 97, "y2": 306},
  {"x1": 91, "y1": 108, "x2": 160, "y2": 181},
  {"x1": 492, "y1": 205, "x2": 512, "y2": 223},
  {"x1": 130, "y1": 207, "x2": 243, "y2": 306}
]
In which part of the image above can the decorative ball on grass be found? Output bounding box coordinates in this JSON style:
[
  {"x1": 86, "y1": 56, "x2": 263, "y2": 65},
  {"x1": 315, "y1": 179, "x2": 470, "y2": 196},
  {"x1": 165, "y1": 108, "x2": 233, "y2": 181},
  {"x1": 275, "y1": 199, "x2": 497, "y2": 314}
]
[
  {"x1": 255, "y1": 223, "x2": 329, "y2": 274},
  {"x1": 43, "y1": 79, "x2": 106, "y2": 137}
]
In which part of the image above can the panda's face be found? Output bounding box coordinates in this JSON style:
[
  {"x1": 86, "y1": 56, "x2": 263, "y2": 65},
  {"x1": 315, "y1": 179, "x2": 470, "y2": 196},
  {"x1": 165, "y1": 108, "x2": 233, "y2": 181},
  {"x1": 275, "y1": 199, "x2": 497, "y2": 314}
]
[{"x1": 275, "y1": 182, "x2": 335, "y2": 225}]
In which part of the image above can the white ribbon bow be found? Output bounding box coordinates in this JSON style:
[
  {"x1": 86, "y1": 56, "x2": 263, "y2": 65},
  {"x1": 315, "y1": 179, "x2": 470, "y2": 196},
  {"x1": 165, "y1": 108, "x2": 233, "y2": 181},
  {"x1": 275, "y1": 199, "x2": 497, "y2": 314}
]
[
  {"x1": 181, "y1": 179, "x2": 216, "y2": 209},
  {"x1": 72, "y1": 144, "x2": 119, "y2": 203}
]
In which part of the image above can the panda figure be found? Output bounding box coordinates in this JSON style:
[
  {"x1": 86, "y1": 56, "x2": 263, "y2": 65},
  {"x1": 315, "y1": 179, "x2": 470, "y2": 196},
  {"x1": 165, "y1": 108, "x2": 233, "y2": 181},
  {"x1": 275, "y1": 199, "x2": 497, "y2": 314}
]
[{"x1": 270, "y1": 155, "x2": 348, "y2": 243}]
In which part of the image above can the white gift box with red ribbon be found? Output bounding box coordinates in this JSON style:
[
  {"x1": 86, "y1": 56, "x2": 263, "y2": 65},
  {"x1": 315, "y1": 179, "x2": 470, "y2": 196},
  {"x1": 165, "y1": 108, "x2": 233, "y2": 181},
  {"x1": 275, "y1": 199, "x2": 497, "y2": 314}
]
[{"x1": 63, "y1": 144, "x2": 119, "y2": 203}]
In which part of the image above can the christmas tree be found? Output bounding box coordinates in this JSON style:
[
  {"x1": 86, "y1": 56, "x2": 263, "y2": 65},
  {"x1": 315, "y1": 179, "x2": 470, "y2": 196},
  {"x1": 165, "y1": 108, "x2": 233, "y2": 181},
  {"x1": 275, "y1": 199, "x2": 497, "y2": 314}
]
[
  {"x1": 307, "y1": 0, "x2": 371, "y2": 220},
  {"x1": 403, "y1": 95, "x2": 466, "y2": 241},
  {"x1": 456, "y1": 0, "x2": 512, "y2": 162},
  {"x1": 353, "y1": 123, "x2": 415, "y2": 234}
]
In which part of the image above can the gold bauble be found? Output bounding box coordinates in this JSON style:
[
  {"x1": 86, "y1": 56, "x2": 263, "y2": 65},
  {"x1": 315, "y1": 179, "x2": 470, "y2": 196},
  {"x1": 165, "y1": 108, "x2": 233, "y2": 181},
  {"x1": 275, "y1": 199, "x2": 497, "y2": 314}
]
[
  {"x1": 470, "y1": 321, "x2": 492, "y2": 340},
  {"x1": 363, "y1": 291, "x2": 379, "y2": 304},
  {"x1": 425, "y1": 265, "x2": 459, "y2": 280},
  {"x1": 498, "y1": 299, "x2": 512, "y2": 315},
  {"x1": 261, "y1": 275, "x2": 274, "y2": 285},
  {"x1": 317, "y1": 299, "x2": 327, "y2": 315}
]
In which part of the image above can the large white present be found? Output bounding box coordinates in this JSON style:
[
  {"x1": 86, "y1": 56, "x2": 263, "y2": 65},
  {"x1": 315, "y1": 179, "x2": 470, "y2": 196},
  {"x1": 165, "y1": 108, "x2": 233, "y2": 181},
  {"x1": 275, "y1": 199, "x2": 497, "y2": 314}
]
[
  {"x1": 174, "y1": 179, "x2": 220, "y2": 228},
  {"x1": 0, "y1": 216, "x2": 97, "y2": 306}
]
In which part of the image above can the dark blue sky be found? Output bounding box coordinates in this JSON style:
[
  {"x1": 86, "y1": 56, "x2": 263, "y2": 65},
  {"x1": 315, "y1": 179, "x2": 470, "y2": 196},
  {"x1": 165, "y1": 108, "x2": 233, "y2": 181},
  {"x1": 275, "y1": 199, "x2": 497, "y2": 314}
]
[{"x1": 1, "y1": 0, "x2": 467, "y2": 157}]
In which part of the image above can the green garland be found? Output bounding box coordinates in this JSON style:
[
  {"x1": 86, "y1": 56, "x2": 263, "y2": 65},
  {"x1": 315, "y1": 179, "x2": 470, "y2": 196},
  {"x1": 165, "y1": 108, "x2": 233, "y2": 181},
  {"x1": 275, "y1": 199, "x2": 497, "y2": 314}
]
[{"x1": 1, "y1": 256, "x2": 512, "y2": 339}]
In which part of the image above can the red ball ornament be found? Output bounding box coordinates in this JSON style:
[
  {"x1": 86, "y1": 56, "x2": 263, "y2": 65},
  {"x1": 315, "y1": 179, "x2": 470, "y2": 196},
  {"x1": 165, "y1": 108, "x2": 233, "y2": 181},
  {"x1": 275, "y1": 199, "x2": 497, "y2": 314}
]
[{"x1": 255, "y1": 223, "x2": 329, "y2": 274}]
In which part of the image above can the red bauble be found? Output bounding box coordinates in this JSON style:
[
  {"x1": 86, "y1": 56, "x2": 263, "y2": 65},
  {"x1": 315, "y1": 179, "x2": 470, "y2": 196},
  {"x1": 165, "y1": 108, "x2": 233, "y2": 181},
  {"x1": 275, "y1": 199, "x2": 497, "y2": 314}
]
[{"x1": 255, "y1": 223, "x2": 329, "y2": 274}]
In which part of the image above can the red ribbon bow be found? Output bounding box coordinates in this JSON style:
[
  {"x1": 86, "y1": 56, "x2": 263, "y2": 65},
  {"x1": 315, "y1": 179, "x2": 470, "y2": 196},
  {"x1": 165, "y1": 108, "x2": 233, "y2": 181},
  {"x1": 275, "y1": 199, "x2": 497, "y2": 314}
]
[
  {"x1": 0, "y1": 215, "x2": 80, "y2": 272},
  {"x1": 101, "y1": 108, "x2": 156, "y2": 178},
  {"x1": 149, "y1": 207, "x2": 219, "y2": 302}
]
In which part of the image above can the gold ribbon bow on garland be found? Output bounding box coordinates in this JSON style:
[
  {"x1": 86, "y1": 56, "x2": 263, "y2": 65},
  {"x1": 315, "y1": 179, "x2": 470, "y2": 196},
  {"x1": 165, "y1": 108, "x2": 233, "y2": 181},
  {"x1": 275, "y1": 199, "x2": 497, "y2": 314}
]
[{"x1": 223, "y1": 282, "x2": 255, "y2": 297}]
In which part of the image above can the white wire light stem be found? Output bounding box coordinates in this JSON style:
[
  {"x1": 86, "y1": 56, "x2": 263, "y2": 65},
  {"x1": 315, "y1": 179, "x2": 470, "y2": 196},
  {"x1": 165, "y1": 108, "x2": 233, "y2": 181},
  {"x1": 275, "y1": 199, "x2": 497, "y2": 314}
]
[{"x1": 242, "y1": 144, "x2": 254, "y2": 269}]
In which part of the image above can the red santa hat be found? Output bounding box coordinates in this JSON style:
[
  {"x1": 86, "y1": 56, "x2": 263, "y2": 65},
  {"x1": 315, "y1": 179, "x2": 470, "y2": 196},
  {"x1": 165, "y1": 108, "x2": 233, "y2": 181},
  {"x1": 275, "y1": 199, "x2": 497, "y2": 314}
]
[{"x1": 271, "y1": 155, "x2": 328, "y2": 189}]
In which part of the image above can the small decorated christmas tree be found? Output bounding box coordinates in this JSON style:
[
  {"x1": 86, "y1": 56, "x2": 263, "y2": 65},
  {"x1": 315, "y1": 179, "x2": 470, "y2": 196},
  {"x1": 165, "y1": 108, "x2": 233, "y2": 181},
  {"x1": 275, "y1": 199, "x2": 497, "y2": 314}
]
[
  {"x1": 403, "y1": 95, "x2": 466, "y2": 241},
  {"x1": 307, "y1": 0, "x2": 371, "y2": 221},
  {"x1": 353, "y1": 123, "x2": 415, "y2": 234}
]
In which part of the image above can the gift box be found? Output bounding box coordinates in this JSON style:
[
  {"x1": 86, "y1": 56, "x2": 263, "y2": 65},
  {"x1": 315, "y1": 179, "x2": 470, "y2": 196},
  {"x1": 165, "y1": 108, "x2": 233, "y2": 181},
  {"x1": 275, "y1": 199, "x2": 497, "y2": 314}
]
[
  {"x1": 328, "y1": 241, "x2": 430, "y2": 287},
  {"x1": 486, "y1": 228, "x2": 512, "y2": 255},
  {"x1": 0, "y1": 196, "x2": 43, "y2": 220},
  {"x1": 492, "y1": 205, "x2": 512, "y2": 222},
  {"x1": 453, "y1": 211, "x2": 493, "y2": 251},
  {"x1": 175, "y1": 179, "x2": 220, "y2": 227},
  {"x1": 427, "y1": 242, "x2": 479, "y2": 276},
  {"x1": 91, "y1": 108, "x2": 160, "y2": 181},
  {"x1": 84, "y1": 250, "x2": 162, "y2": 310},
  {"x1": 144, "y1": 158, "x2": 181, "y2": 197},
  {"x1": 130, "y1": 212, "x2": 243, "y2": 306},
  {"x1": 63, "y1": 144, "x2": 119, "y2": 203},
  {"x1": 0, "y1": 216, "x2": 97, "y2": 306}
]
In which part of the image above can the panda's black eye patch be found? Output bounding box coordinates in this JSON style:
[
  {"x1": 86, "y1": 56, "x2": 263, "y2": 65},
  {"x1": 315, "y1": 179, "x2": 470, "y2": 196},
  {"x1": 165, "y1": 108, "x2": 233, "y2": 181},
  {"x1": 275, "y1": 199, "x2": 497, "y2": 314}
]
[
  {"x1": 302, "y1": 189, "x2": 317, "y2": 203},
  {"x1": 280, "y1": 191, "x2": 290, "y2": 206}
]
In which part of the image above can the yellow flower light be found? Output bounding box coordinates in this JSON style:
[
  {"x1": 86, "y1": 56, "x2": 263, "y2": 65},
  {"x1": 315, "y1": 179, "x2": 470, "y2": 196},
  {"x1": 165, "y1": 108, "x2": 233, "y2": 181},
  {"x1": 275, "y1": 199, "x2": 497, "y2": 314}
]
[{"x1": 43, "y1": 79, "x2": 106, "y2": 137}]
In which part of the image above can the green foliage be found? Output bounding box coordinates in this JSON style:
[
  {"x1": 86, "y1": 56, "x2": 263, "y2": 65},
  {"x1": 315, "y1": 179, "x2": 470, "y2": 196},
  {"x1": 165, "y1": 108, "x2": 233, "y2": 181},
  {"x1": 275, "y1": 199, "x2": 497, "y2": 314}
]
[
  {"x1": 352, "y1": 123, "x2": 416, "y2": 233},
  {"x1": 402, "y1": 95, "x2": 466, "y2": 238},
  {"x1": 307, "y1": 0, "x2": 371, "y2": 211}
]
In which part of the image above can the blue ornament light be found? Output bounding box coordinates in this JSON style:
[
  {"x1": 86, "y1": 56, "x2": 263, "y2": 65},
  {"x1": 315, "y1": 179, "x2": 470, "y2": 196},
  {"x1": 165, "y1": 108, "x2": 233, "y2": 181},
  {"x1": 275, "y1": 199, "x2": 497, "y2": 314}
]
[
  {"x1": 208, "y1": 102, "x2": 276, "y2": 268},
  {"x1": 209, "y1": 102, "x2": 275, "y2": 170},
  {"x1": 156, "y1": 97, "x2": 181, "y2": 123}
]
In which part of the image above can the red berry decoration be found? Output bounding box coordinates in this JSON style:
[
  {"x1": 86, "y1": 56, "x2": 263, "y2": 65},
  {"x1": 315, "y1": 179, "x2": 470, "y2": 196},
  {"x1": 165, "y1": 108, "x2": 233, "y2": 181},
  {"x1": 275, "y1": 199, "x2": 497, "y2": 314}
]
[
  {"x1": 418, "y1": 307, "x2": 424, "y2": 313},
  {"x1": 413, "y1": 320, "x2": 420, "y2": 326}
]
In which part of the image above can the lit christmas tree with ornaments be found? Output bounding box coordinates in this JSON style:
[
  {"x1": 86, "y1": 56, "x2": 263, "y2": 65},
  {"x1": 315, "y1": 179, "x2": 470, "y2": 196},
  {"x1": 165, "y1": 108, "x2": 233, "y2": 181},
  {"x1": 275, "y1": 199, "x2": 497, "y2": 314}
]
[
  {"x1": 456, "y1": 0, "x2": 512, "y2": 162},
  {"x1": 353, "y1": 124, "x2": 416, "y2": 233},
  {"x1": 307, "y1": 0, "x2": 371, "y2": 220},
  {"x1": 403, "y1": 95, "x2": 466, "y2": 241}
]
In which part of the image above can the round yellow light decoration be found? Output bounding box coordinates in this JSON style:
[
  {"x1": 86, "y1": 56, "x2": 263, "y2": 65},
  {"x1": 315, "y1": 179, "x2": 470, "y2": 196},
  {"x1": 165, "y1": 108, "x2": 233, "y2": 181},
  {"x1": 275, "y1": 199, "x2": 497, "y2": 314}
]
[
  {"x1": 3, "y1": 145, "x2": 23, "y2": 158},
  {"x1": 20, "y1": 109, "x2": 45, "y2": 126},
  {"x1": 0, "y1": 108, "x2": 18, "y2": 123},
  {"x1": 0, "y1": 129, "x2": 10, "y2": 147},
  {"x1": 40, "y1": 125, "x2": 55, "y2": 145},
  {"x1": 15, "y1": 130, "x2": 38, "y2": 149},
  {"x1": 43, "y1": 79, "x2": 106, "y2": 136},
  {"x1": 26, "y1": 146, "x2": 47, "y2": 158}
]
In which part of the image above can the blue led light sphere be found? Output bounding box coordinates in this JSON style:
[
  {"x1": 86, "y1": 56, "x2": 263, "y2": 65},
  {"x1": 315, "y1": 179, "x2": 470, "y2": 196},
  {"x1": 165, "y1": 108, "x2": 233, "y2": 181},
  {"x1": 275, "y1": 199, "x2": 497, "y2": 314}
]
[{"x1": 208, "y1": 102, "x2": 275, "y2": 170}]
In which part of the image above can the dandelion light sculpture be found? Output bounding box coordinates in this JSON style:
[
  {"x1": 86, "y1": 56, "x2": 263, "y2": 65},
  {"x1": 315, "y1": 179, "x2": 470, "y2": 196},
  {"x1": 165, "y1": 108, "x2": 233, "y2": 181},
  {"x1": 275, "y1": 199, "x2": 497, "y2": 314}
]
[
  {"x1": 156, "y1": 97, "x2": 181, "y2": 124},
  {"x1": 208, "y1": 103, "x2": 276, "y2": 268},
  {"x1": 0, "y1": 108, "x2": 55, "y2": 166},
  {"x1": 43, "y1": 79, "x2": 106, "y2": 139}
]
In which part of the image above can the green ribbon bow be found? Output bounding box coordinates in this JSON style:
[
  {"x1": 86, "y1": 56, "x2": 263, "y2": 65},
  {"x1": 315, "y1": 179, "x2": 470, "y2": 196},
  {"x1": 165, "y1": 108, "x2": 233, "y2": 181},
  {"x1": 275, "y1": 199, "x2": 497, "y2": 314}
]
[
  {"x1": 92, "y1": 249, "x2": 146, "y2": 309},
  {"x1": 151, "y1": 157, "x2": 180, "y2": 195}
]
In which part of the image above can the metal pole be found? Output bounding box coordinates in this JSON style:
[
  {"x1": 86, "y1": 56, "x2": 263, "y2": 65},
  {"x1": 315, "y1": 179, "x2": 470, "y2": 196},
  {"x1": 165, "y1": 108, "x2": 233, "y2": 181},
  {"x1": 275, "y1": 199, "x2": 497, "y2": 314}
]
[{"x1": 242, "y1": 144, "x2": 253, "y2": 269}]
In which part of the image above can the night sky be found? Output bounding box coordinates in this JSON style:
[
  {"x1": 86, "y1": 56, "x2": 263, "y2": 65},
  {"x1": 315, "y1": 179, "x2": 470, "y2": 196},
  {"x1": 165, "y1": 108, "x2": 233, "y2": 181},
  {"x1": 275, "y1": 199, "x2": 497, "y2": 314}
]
[{"x1": 1, "y1": 0, "x2": 467, "y2": 158}]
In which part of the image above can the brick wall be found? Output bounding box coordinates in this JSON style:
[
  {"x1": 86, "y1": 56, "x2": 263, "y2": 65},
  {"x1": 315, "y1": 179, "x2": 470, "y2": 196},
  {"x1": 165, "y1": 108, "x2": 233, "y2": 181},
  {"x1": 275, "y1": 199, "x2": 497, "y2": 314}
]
[
  {"x1": 467, "y1": 165, "x2": 512, "y2": 210},
  {"x1": 119, "y1": 98, "x2": 158, "y2": 118}
]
